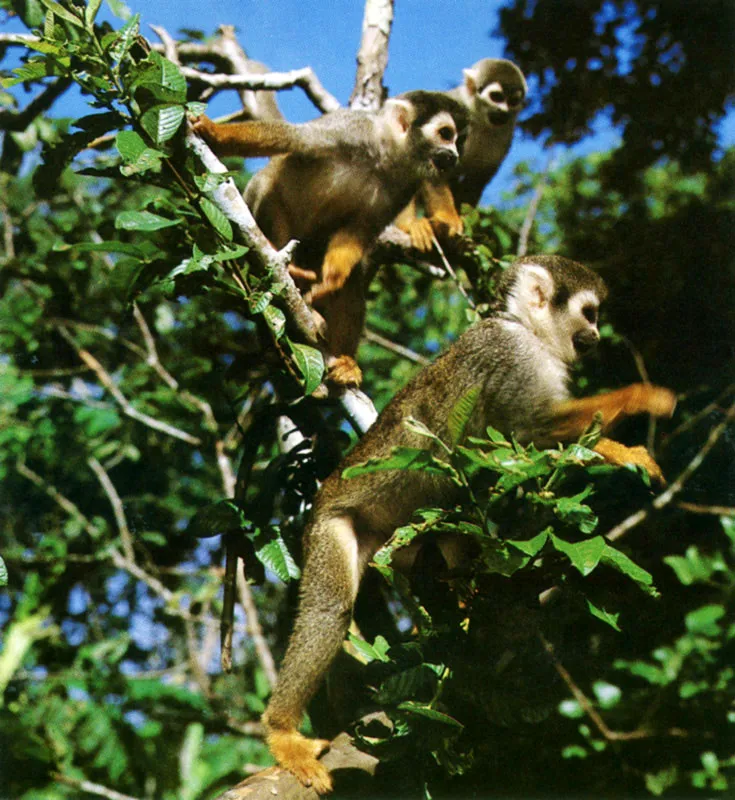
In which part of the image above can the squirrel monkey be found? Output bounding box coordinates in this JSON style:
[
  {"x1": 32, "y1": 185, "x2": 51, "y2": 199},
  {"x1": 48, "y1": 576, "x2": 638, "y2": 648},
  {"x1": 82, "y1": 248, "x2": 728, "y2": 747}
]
[
  {"x1": 396, "y1": 58, "x2": 527, "y2": 251},
  {"x1": 191, "y1": 92, "x2": 468, "y2": 386},
  {"x1": 261, "y1": 255, "x2": 676, "y2": 793}
]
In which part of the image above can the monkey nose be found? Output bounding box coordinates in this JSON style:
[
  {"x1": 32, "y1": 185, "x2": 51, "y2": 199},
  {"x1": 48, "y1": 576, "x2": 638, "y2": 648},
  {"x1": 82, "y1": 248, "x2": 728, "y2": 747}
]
[
  {"x1": 572, "y1": 329, "x2": 599, "y2": 355},
  {"x1": 432, "y1": 149, "x2": 458, "y2": 172}
]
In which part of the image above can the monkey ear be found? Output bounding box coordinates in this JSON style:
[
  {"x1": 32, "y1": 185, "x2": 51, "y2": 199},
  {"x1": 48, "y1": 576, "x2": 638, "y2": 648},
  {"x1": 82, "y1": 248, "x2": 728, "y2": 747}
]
[
  {"x1": 463, "y1": 68, "x2": 479, "y2": 97},
  {"x1": 521, "y1": 265, "x2": 554, "y2": 310},
  {"x1": 383, "y1": 98, "x2": 414, "y2": 136}
]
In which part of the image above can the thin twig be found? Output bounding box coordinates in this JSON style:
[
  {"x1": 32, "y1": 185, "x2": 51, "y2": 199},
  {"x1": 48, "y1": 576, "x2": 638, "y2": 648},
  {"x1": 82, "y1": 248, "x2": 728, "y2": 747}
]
[
  {"x1": 431, "y1": 232, "x2": 475, "y2": 309},
  {"x1": 606, "y1": 396, "x2": 735, "y2": 542},
  {"x1": 539, "y1": 634, "x2": 688, "y2": 742},
  {"x1": 56, "y1": 326, "x2": 202, "y2": 446},
  {"x1": 517, "y1": 160, "x2": 555, "y2": 257},
  {"x1": 51, "y1": 773, "x2": 140, "y2": 800},
  {"x1": 676, "y1": 501, "x2": 735, "y2": 517},
  {"x1": 364, "y1": 329, "x2": 430, "y2": 365},
  {"x1": 88, "y1": 456, "x2": 134, "y2": 562},
  {"x1": 237, "y1": 563, "x2": 278, "y2": 689}
]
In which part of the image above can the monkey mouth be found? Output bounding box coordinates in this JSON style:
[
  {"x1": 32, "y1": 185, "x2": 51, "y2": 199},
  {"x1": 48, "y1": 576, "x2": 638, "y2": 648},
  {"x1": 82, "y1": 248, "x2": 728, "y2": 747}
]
[
  {"x1": 488, "y1": 111, "x2": 511, "y2": 126},
  {"x1": 431, "y1": 151, "x2": 458, "y2": 173}
]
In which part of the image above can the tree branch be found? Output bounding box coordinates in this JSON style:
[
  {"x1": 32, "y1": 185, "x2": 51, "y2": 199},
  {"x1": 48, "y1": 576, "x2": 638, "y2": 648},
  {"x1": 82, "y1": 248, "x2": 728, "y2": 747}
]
[
  {"x1": 349, "y1": 0, "x2": 394, "y2": 111},
  {"x1": 88, "y1": 456, "x2": 135, "y2": 563}
]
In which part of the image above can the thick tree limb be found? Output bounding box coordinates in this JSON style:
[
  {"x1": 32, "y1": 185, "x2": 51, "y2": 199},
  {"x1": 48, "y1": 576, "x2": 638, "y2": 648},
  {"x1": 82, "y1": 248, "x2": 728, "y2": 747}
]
[{"x1": 349, "y1": 0, "x2": 394, "y2": 111}]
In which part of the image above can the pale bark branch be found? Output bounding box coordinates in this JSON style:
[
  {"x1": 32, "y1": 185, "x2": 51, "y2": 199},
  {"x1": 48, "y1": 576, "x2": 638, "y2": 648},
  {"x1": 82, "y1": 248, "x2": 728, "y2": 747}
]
[
  {"x1": 88, "y1": 456, "x2": 135, "y2": 563},
  {"x1": 51, "y1": 773, "x2": 141, "y2": 800},
  {"x1": 349, "y1": 0, "x2": 394, "y2": 111},
  {"x1": 237, "y1": 563, "x2": 278, "y2": 689},
  {"x1": 364, "y1": 329, "x2": 431, "y2": 366}
]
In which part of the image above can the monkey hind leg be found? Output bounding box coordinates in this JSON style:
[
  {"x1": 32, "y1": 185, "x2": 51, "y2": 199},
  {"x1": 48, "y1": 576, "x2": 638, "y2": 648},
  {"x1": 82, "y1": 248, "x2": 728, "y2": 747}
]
[
  {"x1": 594, "y1": 437, "x2": 666, "y2": 486},
  {"x1": 264, "y1": 516, "x2": 365, "y2": 792}
]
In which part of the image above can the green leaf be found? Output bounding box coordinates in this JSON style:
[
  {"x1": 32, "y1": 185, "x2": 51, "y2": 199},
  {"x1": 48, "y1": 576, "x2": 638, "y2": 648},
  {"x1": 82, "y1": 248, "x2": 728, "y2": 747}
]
[
  {"x1": 199, "y1": 197, "x2": 233, "y2": 241},
  {"x1": 684, "y1": 604, "x2": 724, "y2": 637},
  {"x1": 85, "y1": 0, "x2": 103, "y2": 27},
  {"x1": 263, "y1": 305, "x2": 286, "y2": 339},
  {"x1": 257, "y1": 537, "x2": 300, "y2": 582},
  {"x1": 115, "y1": 210, "x2": 179, "y2": 231},
  {"x1": 403, "y1": 416, "x2": 446, "y2": 446},
  {"x1": 664, "y1": 547, "x2": 720, "y2": 586},
  {"x1": 554, "y1": 487, "x2": 598, "y2": 534},
  {"x1": 550, "y1": 534, "x2": 605, "y2": 576},
  {"x1": 586, "y1": 599, "x2": 621, "y2": 631},
  {"x1": 187, "y1": 501, "x2": 246, "y2": 539},
  {"x1": 348, "y1": 633, "x2": 390, "y2": 663},
  {"x1": 0, "y1": 557, "x2": 7, "y2": 588},
  {"x1": 447, "y1": 384, "x2": 481, "y2": 446},
  {"x1": 289, "y1": 342, "x2": 325, "y2": 395},
  {"x1": 37, "y1": 0, "x2": 83, "y2": 27},
  {"x1": 397, "y1": 701, "x2": 464, "y2": 730},
  {"x1": 107, "y1": 13, "x2": 140, "y2": 62},
  {"x1": 507, "y1": 528, "x2": 549, "y2": 557},
  {"x1": 140, "y1": 103, "x2": 185, "y2": 146},
  {"x1": 600, "y1": 544, "x2": 655, "y2": 592},
  {"x1": 342, "y1": 446, "x2": 461, "y2": 484}
]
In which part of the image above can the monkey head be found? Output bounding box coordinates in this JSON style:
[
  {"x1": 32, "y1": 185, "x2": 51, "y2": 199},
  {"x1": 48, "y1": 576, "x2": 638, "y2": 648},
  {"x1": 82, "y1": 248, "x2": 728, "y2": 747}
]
[
  {"x1": 463, "y1": 58, "x2": 527, "y2": 128},
  {"x1": 381, "y1": 90, "x2": 468, "y2": 180},
  {"x1": 500, "y1": 255, "x2": 608, "y2": 365}
]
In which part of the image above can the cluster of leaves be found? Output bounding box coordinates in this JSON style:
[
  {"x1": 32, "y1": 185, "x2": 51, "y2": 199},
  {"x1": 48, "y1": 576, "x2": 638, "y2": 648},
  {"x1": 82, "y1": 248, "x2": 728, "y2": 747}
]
[{"x1": 336, "y1": 405, "x2": 735, "y2": 796}]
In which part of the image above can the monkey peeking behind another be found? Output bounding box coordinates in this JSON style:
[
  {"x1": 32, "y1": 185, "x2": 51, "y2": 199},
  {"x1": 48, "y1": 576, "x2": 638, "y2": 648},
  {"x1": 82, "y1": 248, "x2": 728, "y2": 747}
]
[
  {"x1": 396, "y1": 58, "x2": 527, "y2": 252},
  {"x1": 261, "y1": 255, "x2": 676, "y2": 793},
  {"x1": 191, "y1": 91, "x2": 468, "y2": 387}
]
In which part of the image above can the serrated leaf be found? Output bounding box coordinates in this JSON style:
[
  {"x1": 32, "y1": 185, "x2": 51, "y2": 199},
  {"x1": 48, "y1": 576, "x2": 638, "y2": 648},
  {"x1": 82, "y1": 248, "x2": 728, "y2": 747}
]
[
  {"x1": 38, "y1": 0, "x2": 83, "y2": 27},
  {"x1": 485, "y1": 425, "x2": 511, "y2": 445},
  {"x1": 115, "y1": 210, "x2": 179, "y2": 231},
  {"x1": 116, "y1": 129, "x2": 147, "y2": 160},
  {"x1": 550, "y1": 534, "x2": 605, "y2": 576},
  {"x1": 257, "y1": 537, "x2": 300, "y2": 582},
  {"x1": 342, "y1": 446, "x2": 461, "y2": 484},
  {"x1": 586, "y1": 599, "x2": 621, "y2": 631},
  {"x1": 140, "y1": 103, "x2": 185, "y2": 146},
  {"x1": 290, "y1": 342, "x2": 324, "y2": 395},
  {"x1": 248, "y1": 291, "x2": 273, "y2": 315},
  {"x1": 199, "y1": 197, "x2": 233, "y2": 240},
  {"x1": 0, "y1": 557, "x2": 7, "y2": 587},
  {"x1": 554, "y1": 490, "x2": 598, "y2": 534},
  {"x1": 375, "y1": 664, "x2": 438, "y2": 705},
  {"x1": 447, "y1": 384, "x2": 481, "y2": 446}
]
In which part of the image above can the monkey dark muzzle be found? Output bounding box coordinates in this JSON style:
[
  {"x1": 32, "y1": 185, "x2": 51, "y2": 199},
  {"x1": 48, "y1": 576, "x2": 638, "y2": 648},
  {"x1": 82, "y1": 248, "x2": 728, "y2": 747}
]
[
  {"x1": 572, "y1": 329, "x2": 600, "y2": 356},
  {"x1": 488, "y1": 110, "x2": 511, "y2": 126},
  {"x1": 432, "y1": 149, "x2": 459, "y2": 172}
]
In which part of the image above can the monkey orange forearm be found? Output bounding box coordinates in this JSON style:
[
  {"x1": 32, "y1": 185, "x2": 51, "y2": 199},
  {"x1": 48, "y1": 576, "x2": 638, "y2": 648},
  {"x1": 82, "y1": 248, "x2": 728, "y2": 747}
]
[
  {"x1": 422, "y1": 180, "x2": 463, "y2": 239},
  {"x1": 550, "y1": 384, "x2": 676, "y2": 441},
  {"x1": 191, "y1": 116, "x2": 297, "y2": 157}
]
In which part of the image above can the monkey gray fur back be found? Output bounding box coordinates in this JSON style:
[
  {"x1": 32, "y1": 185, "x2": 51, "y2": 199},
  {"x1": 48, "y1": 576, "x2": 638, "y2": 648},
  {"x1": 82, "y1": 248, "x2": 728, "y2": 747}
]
[{"x1": 311, "y1": 255, "x2": 607, "y2": 543}]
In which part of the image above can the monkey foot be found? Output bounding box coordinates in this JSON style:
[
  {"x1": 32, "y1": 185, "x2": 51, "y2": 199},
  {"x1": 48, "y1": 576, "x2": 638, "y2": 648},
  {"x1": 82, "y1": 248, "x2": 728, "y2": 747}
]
[
  {"x1": 327, "y1": 356, "x2": 363, "y2": 388},
  {"x1": 267, "y1": 729, "x2": 333, "y2": 794},
  {"x1": 594, "y1": 439, "x2": 666, "y2": 486}
]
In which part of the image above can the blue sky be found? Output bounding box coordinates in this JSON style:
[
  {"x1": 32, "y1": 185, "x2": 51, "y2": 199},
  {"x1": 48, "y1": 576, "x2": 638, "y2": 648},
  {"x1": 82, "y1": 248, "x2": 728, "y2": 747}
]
[{"x1": 4, "y1": 0, "x2": 733, "y2": 205}]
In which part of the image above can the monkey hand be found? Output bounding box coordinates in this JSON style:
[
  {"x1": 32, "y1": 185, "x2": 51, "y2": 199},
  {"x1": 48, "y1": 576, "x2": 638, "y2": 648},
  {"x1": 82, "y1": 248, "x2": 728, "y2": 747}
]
[
  {"x1": 267, "y1": 728, "x2": 333, "y2": 794},
  {"x1": 326, "y1": 355, "x2": 363, "y2": 388},
  {"x1": 398, "y1": 217, "x2": 435, "y2": 252},
  {"x1": 188, "y1": 113, "x2": 217, "y2": 141},
  {"x1": 621, "y1": 384, "x2": 677, "y2": 418},
  {"x1": 594, "y1": 438, "x2": 667, "y2": 486},
  {"x1": 429, "y1": 207, "x2": 464, "y2": 241}
]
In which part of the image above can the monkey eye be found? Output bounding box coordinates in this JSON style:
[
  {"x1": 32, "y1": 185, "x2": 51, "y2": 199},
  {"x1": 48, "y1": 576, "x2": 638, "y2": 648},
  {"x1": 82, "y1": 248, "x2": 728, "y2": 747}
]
[
  {"x1": 489, "y1": 90, "x2": 504, "y2": 103},
  {"x1": 437, "y1": 125, "x2": 455, "y2": 142},
  {"x1": 582, "y1": 305, "x2": 598, "y2": 324}
]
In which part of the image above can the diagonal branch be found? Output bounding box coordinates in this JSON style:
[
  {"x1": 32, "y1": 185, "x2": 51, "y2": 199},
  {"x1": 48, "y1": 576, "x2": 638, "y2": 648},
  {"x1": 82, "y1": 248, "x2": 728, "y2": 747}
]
[{"x1": 349, "y1": 0, "x2": 394, "y2": 111}]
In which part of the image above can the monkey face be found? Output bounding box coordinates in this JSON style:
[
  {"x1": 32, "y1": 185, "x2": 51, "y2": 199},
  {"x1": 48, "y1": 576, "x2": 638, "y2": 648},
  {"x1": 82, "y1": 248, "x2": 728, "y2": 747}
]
[
  {"x1": 478, "y1": 81, "x2": 526, "y2": 127},
  {"x1": 418, "y1": 110, "x2": 462, "y2": 177}
]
